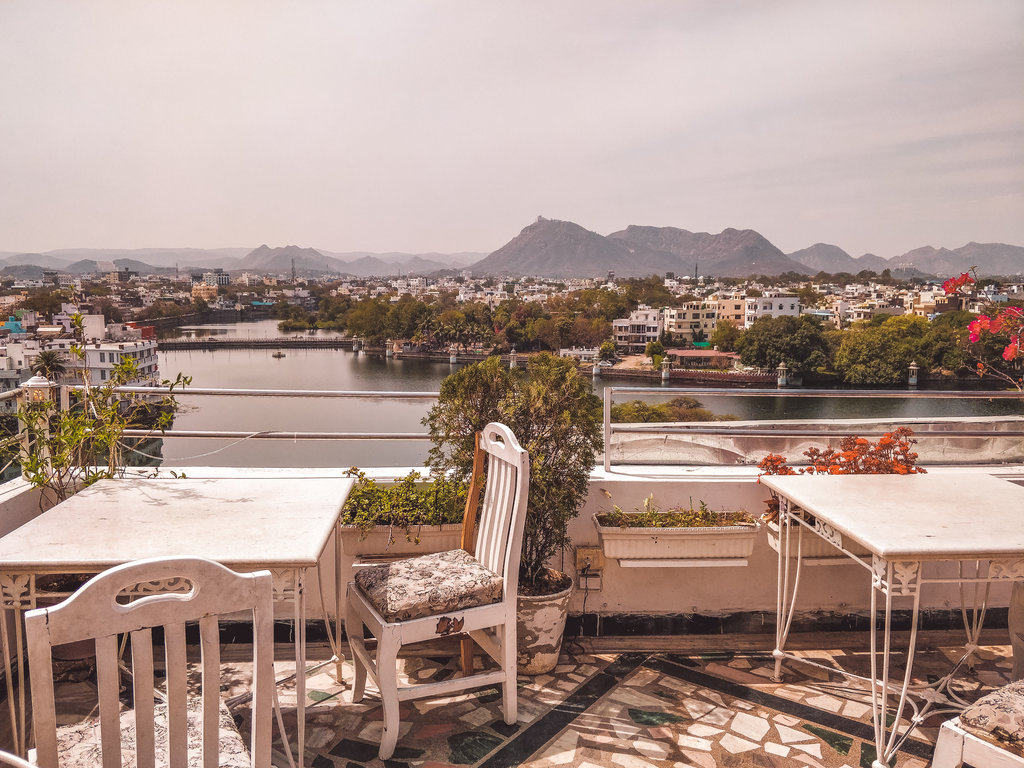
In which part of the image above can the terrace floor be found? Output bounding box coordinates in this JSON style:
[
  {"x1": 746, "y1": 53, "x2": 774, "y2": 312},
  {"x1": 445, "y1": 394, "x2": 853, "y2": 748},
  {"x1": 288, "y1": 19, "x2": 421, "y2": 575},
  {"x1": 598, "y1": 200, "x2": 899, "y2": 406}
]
[{"x1": 31, "y1": 629, "x2": 1016, "y2": 768}]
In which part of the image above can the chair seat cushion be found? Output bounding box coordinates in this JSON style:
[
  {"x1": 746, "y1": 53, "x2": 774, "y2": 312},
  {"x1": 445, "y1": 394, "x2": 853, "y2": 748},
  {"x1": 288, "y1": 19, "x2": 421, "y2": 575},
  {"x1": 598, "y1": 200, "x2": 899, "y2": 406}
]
[
  {"x1": 958, "y1": 678, "x2": 1024, "y2": 755},
  {"x1": 355, "y1": 549, "x2": 503, "y2": 622},
  {"x1": 52, "y1": 697, "x2": 250, "y2": 768}
]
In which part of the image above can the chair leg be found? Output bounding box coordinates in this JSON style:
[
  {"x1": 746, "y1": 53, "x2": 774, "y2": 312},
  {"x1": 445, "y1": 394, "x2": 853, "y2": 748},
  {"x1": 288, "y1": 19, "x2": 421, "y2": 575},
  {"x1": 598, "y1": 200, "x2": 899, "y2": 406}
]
[
  {"x1": 377, "y1": 633, "x2": 401, "y2": 760},
  {"x1": 930, "y1": 720, "x2": 965, "y2": 768},
  {"x1": 345, "y1": 596, "x2": 367, "y2": 703},
  {"x1": 500, "y1": 620, "x2": 517, "y2": 725}
]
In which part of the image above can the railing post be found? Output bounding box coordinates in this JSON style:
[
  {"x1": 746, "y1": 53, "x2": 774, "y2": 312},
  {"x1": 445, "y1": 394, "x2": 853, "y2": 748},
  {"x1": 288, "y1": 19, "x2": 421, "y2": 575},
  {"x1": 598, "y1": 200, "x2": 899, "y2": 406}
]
[{"x1": 603, "y1": 387, "x2": 612, "y2": 472}]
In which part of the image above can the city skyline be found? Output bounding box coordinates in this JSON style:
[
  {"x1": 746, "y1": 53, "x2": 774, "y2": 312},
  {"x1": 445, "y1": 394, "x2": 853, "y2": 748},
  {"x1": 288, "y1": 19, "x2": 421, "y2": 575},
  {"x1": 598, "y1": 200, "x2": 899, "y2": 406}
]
[{"x1": 1, "y1": 1, "x2": 1022, "y2": 259}]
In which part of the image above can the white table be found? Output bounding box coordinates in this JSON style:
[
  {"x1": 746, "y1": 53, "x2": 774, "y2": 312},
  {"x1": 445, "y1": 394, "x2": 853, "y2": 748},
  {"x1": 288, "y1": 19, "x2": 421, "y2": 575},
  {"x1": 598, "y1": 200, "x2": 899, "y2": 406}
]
[
  {"x1": 0, "y1": 475, "x2": 355, "y2": 766},
  {"x1": 762, "y1": 473, "x2": 1024, "y2": 768}
]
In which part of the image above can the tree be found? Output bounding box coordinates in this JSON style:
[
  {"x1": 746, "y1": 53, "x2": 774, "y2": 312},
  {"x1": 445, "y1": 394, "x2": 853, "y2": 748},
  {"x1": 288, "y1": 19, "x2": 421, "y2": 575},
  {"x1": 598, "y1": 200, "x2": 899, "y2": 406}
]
[
  {"x1": 424, "y1": 354, "x2": 602, "y2": 592},
  {"x1": 645, "y1": 340, "x2": 665, "y2": 358},
  {"x1": 833, "y1": 315, "x2": 933, "y2": 384},
  {"x1": 710, "y1": 320, "x2": 741, "y2": 352},
  {"x1": 598, "y1": 340, "x2": 617, "y2": 361},
  {"x1": 30, "y1": 350, "x2": 67, "y2": 381},
  {"x1": 736, "y1": 315, "x2": 832, "y2": 375}
]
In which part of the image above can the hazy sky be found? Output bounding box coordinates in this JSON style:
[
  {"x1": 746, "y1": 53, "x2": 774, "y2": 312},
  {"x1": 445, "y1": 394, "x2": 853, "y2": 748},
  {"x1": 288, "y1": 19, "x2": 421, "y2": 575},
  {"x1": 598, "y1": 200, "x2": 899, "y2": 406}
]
[{"x1": 1, "y1": 1, "x2": 1022, "y2": 259}]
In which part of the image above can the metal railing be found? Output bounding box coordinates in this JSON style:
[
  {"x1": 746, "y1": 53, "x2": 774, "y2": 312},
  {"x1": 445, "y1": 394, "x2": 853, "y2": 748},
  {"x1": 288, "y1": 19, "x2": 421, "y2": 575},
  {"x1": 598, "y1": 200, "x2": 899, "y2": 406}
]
[
  {"x1": 601, "y1": 386, "x2": 1024, "y2": 471},
  {"x1": 14, "y1": 382, "x2": 1024, "y2": 469}
]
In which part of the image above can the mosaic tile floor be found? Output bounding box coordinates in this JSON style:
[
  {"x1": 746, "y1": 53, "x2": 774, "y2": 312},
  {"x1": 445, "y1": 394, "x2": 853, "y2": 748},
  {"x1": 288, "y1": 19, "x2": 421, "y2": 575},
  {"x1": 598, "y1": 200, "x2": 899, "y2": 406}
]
[
  {"x1": 14, "y1": 636, "x2": 1014, "y2": 767},
  {"x1": 224, "y1": 638, "x2": 1016, "y2": 768}
]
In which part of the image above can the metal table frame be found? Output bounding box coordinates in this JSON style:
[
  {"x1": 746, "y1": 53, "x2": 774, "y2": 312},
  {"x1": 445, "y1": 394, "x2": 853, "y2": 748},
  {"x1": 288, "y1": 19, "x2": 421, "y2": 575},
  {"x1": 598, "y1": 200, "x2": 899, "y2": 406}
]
[{"x1": 763, "y1": 473, "x2": 1024, "y2": 768}]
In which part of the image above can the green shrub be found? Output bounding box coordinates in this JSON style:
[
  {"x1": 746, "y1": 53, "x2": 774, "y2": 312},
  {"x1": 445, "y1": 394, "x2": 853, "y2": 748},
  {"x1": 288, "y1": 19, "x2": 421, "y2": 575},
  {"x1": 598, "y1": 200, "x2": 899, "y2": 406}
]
[
  {"x1": 340, "y1": 469, "x2": 467, "y2": 543},
  {"x1": 596, "y1": 493, "x2": 754, "y2": 528}
]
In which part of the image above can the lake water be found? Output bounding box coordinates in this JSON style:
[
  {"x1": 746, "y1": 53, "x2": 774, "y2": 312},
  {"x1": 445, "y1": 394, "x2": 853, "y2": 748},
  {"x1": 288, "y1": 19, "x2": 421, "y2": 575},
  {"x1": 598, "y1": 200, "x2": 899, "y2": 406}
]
[{"x1": 155, "y1": 320, "x2": 1022, "y2": 468}]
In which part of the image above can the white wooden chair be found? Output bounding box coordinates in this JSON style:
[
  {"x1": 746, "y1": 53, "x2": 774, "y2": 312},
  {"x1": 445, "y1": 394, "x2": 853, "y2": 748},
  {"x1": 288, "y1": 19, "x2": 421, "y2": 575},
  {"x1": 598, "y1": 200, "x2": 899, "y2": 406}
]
[
  {"x1": 0, "y1": 751, "x2": 35, "y2": 768},
  {"x1": 346, "y1": 422, "x2": 530, "y2": 760},
  {"x1": 25, "y1": 556, "x2": 275, "y2": 768},
  {"x1": 931, "y1": 678, "x2": 1024, "y2": 767}
]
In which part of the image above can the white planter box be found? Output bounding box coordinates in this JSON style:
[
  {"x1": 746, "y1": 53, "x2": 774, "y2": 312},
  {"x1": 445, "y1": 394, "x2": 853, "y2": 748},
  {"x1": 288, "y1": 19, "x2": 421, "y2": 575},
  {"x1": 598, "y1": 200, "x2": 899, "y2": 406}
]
[
  {"x1": 765, "y1": 519, "x2": 869, "y2": 561},
  {"x1": 593, "y1": 514, "x2": 758, "y2": 567}
]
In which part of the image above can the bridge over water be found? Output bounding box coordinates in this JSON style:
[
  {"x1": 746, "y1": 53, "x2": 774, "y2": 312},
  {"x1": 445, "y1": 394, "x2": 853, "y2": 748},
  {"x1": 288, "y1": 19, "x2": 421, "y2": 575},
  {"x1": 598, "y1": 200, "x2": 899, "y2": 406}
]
[{"x1": 157, "y1": 337, "x2": 356, "y2": 351}]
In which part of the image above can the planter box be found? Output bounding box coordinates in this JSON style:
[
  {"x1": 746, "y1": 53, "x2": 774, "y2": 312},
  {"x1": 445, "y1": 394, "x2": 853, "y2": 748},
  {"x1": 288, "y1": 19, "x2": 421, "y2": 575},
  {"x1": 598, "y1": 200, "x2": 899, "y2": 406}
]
[
  {"x1": 337, "y1": 523, "x2": 464, "y2": 592},
  {"x1": 338, "y1": 523, "x2": 463, "y2": 557},
  {"x1": 593, "y1": 514, "x2": 758, "y2": 567},
  {"x1": 765, "y1": 519, "x2": 869, "y2": 562}
]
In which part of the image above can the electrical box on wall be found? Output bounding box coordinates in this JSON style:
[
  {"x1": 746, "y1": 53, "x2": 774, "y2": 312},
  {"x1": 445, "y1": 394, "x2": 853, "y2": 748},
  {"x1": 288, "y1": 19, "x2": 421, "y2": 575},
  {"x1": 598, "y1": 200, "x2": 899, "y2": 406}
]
[
  {"x1": 574, "y1": 547, "x2": 605, "y2": 591},
  {"x1": 575, "y1": 547, "x2": 605, "y2": 572}
]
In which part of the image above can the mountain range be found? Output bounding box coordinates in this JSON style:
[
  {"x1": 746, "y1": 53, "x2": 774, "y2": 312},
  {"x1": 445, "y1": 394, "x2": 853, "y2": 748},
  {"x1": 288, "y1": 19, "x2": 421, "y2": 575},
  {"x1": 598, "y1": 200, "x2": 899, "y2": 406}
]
[
  {"x1": 0, "y1": 246, "x2": 483, "y2": 279},
  {"x1": 2, "y1": 221, "x2": 1021, "y2": 279}
]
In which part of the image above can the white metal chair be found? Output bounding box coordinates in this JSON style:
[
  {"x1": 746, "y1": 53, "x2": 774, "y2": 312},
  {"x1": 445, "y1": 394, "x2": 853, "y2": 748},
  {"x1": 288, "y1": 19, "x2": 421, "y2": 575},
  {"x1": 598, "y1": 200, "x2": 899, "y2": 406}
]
[
  {"x1": 346, "y1": 422, "x2": 530, "y2": 760},
  {"x1": 25, "y1": 557, "x2": 275, "y2": 768},
  {"x1": 931, "y1": 678, "x2": 1024, "y2": 767}
]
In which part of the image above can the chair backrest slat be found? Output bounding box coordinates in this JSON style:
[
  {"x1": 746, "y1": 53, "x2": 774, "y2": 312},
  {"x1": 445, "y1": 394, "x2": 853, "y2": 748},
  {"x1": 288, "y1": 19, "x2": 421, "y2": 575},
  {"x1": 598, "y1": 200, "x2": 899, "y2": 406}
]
[
  {"x1": 163, "y1": 621, "x2": 188, "y2": 767},
  {"x1": 24, "y1": 557, "x2": 275, "y2": 768},
  {"x1": 95, "y1": 634, "x2": 122, "y2": 768},
  {"x1": 199, "y1": 614, "x2": 221, "y2": 767},
  {"x1": 131, "y1": 628, "x2": 157, "y2": 768},
  {"x1": 473, "y1": 423, "x2": 530, "y2": 594}
]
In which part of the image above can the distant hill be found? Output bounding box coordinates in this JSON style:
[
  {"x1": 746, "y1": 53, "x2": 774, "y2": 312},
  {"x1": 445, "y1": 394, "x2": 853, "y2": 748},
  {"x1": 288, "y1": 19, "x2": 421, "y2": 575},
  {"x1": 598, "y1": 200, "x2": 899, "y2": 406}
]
[
  {"x1": 41, "y1": 247, "x2": 250, "y2": 270},
  {"x1": 320, "y1": 250, "x2": 484, "y2": 270},
  {"x1": 237, "y1": 244, "x2": 340, "y2": 273},
  {"x1": 471, "y1": 218, "x2": 680, "y2": 278},
  {"x1": 609, "y1": 225, "x2": 808, "y2": 278},
  {"x1": 893, "y1": 242, "x2": 1024, "y2": 277},
  {"x1": 786, "y1": 244, "x2": 888, "y2": 274}
]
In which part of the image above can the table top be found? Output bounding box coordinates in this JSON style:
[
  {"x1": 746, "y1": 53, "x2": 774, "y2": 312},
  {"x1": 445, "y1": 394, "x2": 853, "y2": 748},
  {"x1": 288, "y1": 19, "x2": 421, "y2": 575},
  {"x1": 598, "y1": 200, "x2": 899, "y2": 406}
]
[
  {"x1": 760, "y1": 473, "x2": 1024, "y2": 560},
  {"x1": 0, "y1": 476, "x2": 355, "y2": 573}
]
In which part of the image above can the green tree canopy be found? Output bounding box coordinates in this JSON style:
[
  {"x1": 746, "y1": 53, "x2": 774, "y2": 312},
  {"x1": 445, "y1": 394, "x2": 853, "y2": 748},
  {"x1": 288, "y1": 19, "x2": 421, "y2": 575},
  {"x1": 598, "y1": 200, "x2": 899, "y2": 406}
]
[
  {"x1": 735, "y1": 315, "x2": 832, "y2": 375},
  {"x1": 710, "y1": 319, "x2": 741, "y2": 352},
  {"x1": 833, "y1": 315, "x2": 936, "y2": 384}
]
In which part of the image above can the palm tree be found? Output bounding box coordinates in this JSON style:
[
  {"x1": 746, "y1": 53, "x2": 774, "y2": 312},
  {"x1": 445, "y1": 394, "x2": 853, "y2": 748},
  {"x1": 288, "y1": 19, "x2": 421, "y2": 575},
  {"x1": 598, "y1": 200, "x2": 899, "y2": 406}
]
[{"x1": 29, "y1": 350, "x2": 67, "y2": 381}]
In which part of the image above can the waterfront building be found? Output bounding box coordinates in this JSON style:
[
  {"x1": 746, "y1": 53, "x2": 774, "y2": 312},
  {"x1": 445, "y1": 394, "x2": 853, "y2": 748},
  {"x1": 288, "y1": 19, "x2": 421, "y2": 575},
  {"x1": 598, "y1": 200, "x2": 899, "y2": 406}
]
[
  {"x1": 714, "y1": 292, "x2": 746, "y2": 328},
  {"x1": 743, "y1": 291, "x2": 800, "y2": 328},
  {"x1": 663, "y1": 300, "x2": 717, "y2": 343},
  {"x1": 612, "y1": 304, "x2": 663, "y2": 353}
]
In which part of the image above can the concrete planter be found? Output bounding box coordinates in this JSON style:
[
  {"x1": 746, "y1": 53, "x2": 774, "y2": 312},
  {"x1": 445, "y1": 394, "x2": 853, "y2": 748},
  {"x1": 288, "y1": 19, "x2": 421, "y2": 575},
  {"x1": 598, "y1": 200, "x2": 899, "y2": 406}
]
[
  {"x1": 337, "y1": 523, "x2": 463, "y2": 557},
  {"x1": 594, "y1": 514, "x2": 758, "y2": 565},
  {"x1": 516, "y1": 579, "x2": 573, "y2": 675}
]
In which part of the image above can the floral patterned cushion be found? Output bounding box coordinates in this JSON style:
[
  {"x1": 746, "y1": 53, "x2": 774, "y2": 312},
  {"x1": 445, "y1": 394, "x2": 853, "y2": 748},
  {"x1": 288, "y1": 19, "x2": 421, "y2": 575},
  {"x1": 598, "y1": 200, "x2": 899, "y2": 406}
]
[
  {"x1": 354, "y1": 548, "x2": 503, "y2": 622},
  {"x1": 52, "y1": 697, "x2": 250, "y2": 767},
  {"x1": 959, "y1": 678, "x2": 1024, "y2": 755}
]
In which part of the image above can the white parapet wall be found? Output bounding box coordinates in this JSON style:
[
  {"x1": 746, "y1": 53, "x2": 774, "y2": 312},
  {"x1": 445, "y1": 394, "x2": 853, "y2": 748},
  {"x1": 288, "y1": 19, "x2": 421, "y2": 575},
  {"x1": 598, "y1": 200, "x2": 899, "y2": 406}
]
[{"x1": 566, "y1": 464, "x2": 1024, "y2": 633}]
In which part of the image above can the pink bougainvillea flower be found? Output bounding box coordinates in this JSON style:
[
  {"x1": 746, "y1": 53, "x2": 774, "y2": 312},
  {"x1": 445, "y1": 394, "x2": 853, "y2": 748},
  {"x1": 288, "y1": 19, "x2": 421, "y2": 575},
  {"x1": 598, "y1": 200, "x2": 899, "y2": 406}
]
[
  {"x1": 942, "y1": 272, "x2": 975, "y2": 295},
  {"x1": 967, "y1": 316, "x2": 989, "y2": 343},
  {"x1": 1003, "y1": 336, "x2": 1020, "y2": 362}
]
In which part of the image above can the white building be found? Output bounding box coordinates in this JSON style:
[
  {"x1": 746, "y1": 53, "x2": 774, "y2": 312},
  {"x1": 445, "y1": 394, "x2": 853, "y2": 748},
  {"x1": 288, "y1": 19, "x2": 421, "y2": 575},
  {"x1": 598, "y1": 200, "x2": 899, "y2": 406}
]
[
  {"x1": 663, "y1": 301, "x2": 717, "y2": 343},
  {"x1": 44, "y1": 339, "x2": 160, "y2": 386},
  {"x1": 744, "y1": 293, "x2": 800, "y2": 328},
  {"x1": 612, "y1": 305, "x2": 663, "y2": 354}
]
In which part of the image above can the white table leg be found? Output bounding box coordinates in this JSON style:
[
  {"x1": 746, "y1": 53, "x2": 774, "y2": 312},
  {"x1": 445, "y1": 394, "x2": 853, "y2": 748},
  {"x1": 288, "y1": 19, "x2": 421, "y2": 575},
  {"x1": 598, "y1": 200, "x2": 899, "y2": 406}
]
[
  {"x1": 1010, "y1": 580, "x2": 1024, "y2": 681},
  {"x1": 295, "y1": 569, "x2": 307, "y2": 768},
  {"x1": 773, "y1": 499, "x2": 806, "y2": 681}
]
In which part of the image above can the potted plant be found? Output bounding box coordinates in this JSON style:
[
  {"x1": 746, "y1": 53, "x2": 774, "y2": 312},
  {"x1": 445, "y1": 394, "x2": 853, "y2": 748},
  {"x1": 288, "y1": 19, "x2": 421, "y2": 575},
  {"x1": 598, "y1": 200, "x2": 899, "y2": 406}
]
[
  {"x1": 594, "y1": 493, "x2": 758, "y2": 564},
  {"x1": 424, "y1": 353, "x2": 602, "y2": 674},
  {"x1": 758, "y1": 427, "x2": 925, "y2": 559}
]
